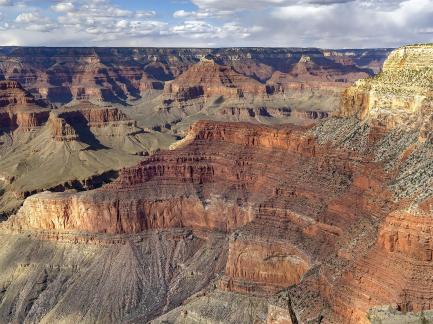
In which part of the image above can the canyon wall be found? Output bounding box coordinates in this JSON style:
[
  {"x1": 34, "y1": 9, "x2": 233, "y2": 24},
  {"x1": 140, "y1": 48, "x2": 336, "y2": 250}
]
[
  {"x1": 0, "y1": 80, "x2": 50, "y2": 131},
  {"x1": 2, "y1": 114, "x2": 432, "y2": 323},
  {"x1": 0, "y1": 87, "x2": 152, "y2": 216},
  {"x1": 339, "y1": 44, "x2": 433, "y2": 132},
  {"x1": 2, "y1": 116, "x2": 411, "y2": 323},
  {"x1": 2, "y1": 44, "x2": 433, "y2": 324},
  {"x1": 0, "y1": 47, "x2": 390, "y2": 105}
]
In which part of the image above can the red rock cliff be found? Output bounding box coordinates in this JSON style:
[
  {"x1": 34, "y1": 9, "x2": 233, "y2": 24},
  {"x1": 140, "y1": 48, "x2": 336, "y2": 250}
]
[
  {"x1": 164, "y1": 60, "x2": 267, "y2": 102},
  {"x1": 0, "y1": 80, "x2": 50, "y2": 130}
]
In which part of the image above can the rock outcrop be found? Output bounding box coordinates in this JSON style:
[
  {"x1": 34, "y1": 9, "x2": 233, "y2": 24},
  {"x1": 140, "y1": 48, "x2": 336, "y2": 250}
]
[
  {"x1": 164, "y1": 59, "x2": 267, "y2": 102},
  {"x1": 339, "y1": 44, "x2": 433, "y2": 133},
  {"x1": 3, "y1": 120, "x2": 330, "y2": 236},
  {"x1": 0, "y1": 80, "x2": 50, "y2": 131},
  {"x1": 222, "y1": 238, "x2": 311, "y2": 295},
  {"x1": 267, "y1": 54, "x2": 371, "y2": 93},
  {"x1": 49, "y1": 114, "x2": 80, "y2": 142},
  {"x1": 0, "y1": 99, "x2": 150, "y2": 217},
  {"x1": 318, "y1": 206, "x2": 433, "y2": 323},
  {"x1": 0, "y1": 80, "x2": 37, "y2": 107}
]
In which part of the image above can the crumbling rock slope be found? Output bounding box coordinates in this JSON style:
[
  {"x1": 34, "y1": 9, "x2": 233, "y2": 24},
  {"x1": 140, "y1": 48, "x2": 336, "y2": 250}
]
[{"x1": 0, "y1": 229, "x2": 227, "y2": 323}]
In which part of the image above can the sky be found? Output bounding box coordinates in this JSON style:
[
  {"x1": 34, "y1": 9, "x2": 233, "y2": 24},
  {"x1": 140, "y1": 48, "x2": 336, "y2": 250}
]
[{"x1": 0, "y1": 0, "x2": 433, "y2": 48}]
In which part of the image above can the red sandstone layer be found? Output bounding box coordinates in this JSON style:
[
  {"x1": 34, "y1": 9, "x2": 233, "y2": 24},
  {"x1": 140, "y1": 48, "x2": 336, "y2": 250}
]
[
  {"x1": 4, "y1": 117, "x2": 431, "y2": 322},
  {"x1": 0, "y1": 80, "x2": 50, "y2": 130},
  {"x1": 163, "y1": 60, "x2": 267, "y2": 102}
]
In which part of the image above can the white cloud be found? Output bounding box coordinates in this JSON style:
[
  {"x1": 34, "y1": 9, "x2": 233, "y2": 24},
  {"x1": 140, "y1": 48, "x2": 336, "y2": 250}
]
[
  {"x1": 272, "y1": 4, "x2": 333, "y2": 19},
  {"x1": 115, "y1": 19, "x2": 129, "y2": 29},
  {"x1": 0, "y1": 0, "x2": 12, "y2": 6},
  {"x1": 50, "y1": 0, "x2": 167, "y2": 42},
  {"x1": 173, "y1": 8, "x2": 233, "y2": 19},
  {"x1": 15, "y1": 12, "x2": 38, "y2": 23},
  {"x1": 169, "y1": 20, "x2": 254, "y2": 41},
  {"x1": 51, "y1": 2, "x2": 75, "y2": 13},
  {"x1": 135, "y1": 10, "x2": 156, "y2": 18},
  {"x1": 0, "y1": 0, "x2": 432, "y2": 47},
  {"x1": 173, "y1": 10, "x2": 194, "y2": 18},
  {"x1": 15, "y1": 11, "x2": 57, "y2": 32},
  {"x1": 190, "y1": 0, "x2": 354, "y2": 10},
  {"x1": 262, "y1": 0, "x2": 433, "y2": 47},
  {"x1": 171, "y1": 20, "x2": 216, "y2": 35}
]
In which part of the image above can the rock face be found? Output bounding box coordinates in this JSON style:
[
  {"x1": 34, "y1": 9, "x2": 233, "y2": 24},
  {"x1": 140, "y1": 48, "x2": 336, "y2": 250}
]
[
  {"x1": 33, "y1": 102, "x2": 138, "y2": 145},
  {"x1": 0, "y1": 80, "x2": 36, "y2": 107},
  {"x1": 0, "y1": 97, "x2": 152, "y2": 217},
  {"x1": 164, "y1": 59, "x2": 267, "y2": 102},
  {"x1": 267, "y1": 54, "x2": 371, "y2": 94},
  {"x1": 0, "y1": 47, "x2": 390, "y2": 106},
  {"x1": 0, "y1": 80, "x2": 50, "y2": 131},
  {"x1": 3, "y1": 44, "x2": 433, "y2": 324},
  {"x1": 339, "y1": 44, "x2": 433, "y2": 134},
  {"x1": 49, "y1": 114, "x2": 80, "y2": 142},
  {"x1": 6, "y1": 119, "x2": 348, "y2": 237},
  {"x1": 5, "y1": 92, "x2": 433, "y2": 323},
  {"x1": 222, "y1": 238, "x2": 311, "y2": 295},
  {"x1": 51, "y1": 102, "x2": 137, "y2": 139},
  {"x1": 318, "y1": 206, "x2": 433, "y2": 323}
]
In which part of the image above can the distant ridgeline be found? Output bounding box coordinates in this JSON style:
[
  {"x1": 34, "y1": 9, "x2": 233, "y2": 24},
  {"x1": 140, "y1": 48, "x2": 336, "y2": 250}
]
[{"x1": 0, "y1": 47, "x2": 392, "y2": 105}]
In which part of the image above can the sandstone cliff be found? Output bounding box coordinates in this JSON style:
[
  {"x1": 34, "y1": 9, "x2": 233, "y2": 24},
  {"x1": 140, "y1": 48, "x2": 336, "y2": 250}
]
[
  {"x1": 339, "y1": 44, "x2": 433, "y2": 136},
  {"x1": 164, "y1": 59, "x2": 267, "y2": 102},
  {"x1": 0, "y1": 80, "x2": 50, "y2": 131}
]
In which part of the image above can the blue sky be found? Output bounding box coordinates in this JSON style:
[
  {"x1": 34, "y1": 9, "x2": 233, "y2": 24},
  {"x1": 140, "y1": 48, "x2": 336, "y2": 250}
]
[{"x1": 0, "y1": 0, "x2": 433, "y2": 47}]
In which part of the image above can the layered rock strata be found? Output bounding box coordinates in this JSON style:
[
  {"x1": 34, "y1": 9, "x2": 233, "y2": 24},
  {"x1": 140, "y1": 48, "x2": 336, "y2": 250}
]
[
  {"x1": 0, "y1": 80, "x2": 36, "y2": 107},
  {"x1": 0, "y1": 47, "x2": 390, "y2": 105},
  {"x1": 267, "y1": 54, "x2": 371, "y2": 94},
  {"x1": 164, "y1": 60, "x2": 267, "y2": 102},
  {"x1": 50, "y1": 102, "x2": 139, "y2": 140},
  {"x1": 6, "y1": 104, "x2": 433, "y2": 323},
  {"x1": 339, "y1": 44, "x2": 433, "y2": 133},
  {"x1": 0, "y1": 80, "x2": 50, "y2": 131},
  {"x1": 3, "y1": 45, "x2": 432, "y2": 324}
]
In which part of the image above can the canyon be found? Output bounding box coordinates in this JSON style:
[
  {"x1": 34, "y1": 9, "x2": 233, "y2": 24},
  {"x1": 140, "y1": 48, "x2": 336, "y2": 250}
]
[
  {"x1": 0, "y1": 47, "x2": 389, "y2": 105},
  {"x1": 0, "y1": 44, "x2": 432, "y2": 323},
  {"x1": 0, "y1": 47, "x2": 390, "y2": 218}
]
